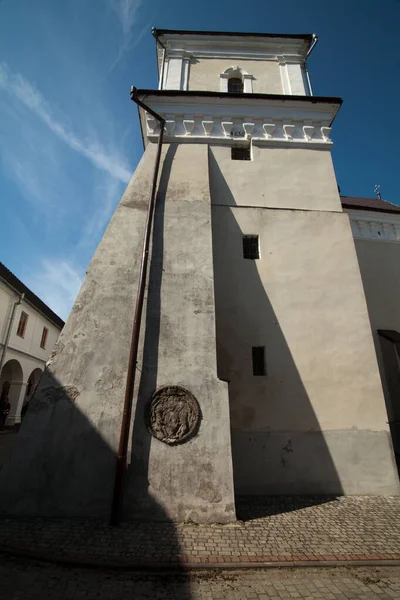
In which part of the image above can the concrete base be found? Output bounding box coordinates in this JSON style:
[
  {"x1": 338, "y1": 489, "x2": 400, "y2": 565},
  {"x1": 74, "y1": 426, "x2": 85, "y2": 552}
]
[
  {"x1": 0, "y1": 143, "x2": 236, "y2": 523},
  {"x1": 232, "y1": 429, "x2": 400, "y2": 495}
]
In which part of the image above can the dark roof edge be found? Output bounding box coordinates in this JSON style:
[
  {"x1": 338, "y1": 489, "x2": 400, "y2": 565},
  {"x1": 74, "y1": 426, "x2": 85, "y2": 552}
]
[
  {"x1": 152, "y1": 28, "x2": 313, "y2": 43},
  {"x1": 341, "y1": 196, "x2": 400, "y2": 215},
  {"x1": 341, "y1": 204, "x2": 400, "y2": 215},
  {"x1": 136, "y1": 89, "x2": 342, "y2": 105},
  {"x1": 0, "y1": 263, "x2": 65, "y2": 329}
]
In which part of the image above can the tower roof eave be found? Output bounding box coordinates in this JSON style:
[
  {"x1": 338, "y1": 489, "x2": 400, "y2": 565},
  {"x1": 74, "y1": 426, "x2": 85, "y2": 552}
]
[
  {"x1": 135, "y1": 89, "x2": 342, "y2": 125},
  {"x1": 134, "y1": 90, "x2": 342, "y2": 148}
]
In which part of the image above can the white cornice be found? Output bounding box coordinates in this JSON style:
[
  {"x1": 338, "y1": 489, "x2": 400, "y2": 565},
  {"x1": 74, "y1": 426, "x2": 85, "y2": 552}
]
[
  {"x1": 345, "y1": 209, "x2": 400, "y2": 243},
  {"x1": 139, "y1": 94, "x2": 338, "y2": 148},
  {"x1": 166, "y1": 50, "x2": 304, "y2": 63},
  {"x1": 161, "y1": 35, "x2": 308, "y2": 63}
]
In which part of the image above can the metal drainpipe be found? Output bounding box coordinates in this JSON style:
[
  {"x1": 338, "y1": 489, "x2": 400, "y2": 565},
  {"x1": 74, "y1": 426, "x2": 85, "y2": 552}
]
[
  {"x1": 305, "y1": 34, "x2": 318, "y2": 96},
  {"x1": 0, "y1": 292, "x2": 24, "y2": 375},
  {"x1": 110, "y1": 88, "x2": 165, "y2": 526}
]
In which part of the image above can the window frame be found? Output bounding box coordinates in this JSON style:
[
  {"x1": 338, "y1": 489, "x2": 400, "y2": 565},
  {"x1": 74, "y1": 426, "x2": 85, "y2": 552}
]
[
  {"x1": 40, "y1": 326, "x2": 49, "y2": 349},
  {"x1": 16, "y1": 311, "x2": 28, "y2": 338},
  {"x1": 228, "y1": 77, "x2": 244, "y2": 94},
  {"x1": 242, "y1": 235, "x2": 260, "y2": 260},
  {"x1": 220, "y1": 67, "x2": 254, "y2": 93},
  {"x1": 231, "y1": 146, "x2": 251, "y2": 161},
  {"x1": 252, "y1": 346, "x2": 266, "y2": 376}
]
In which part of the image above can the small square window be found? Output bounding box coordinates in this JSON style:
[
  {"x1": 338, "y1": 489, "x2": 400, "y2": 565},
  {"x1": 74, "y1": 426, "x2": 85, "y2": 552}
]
[
  {"x1": 40, "y1": 327, "x2": 48, "y2": 349},
  {"x1": 231, "y1": 146, "x2": 251, "y2": 161},
  {"x1": 252, "y1": 347, "x2": 266, "y2": 376},
  {"x1": 17, "y1": 311, "x2": 28, "y2": 338},
  {"x1": 243, "y1": 235, "x2": 259, "y2": 259}
]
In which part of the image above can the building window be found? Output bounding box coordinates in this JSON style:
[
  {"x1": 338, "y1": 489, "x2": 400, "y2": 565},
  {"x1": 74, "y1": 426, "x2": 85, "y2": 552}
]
[
  {"x1": 252, "y1": 347, "x2": 266, "y2": 376},
  {"x1": 16, "y1": 311, "x2": 28, "y2": 338},
  {"x1": 243, "y1": 235, "x2": 259, "y2": 259},
  {"x1": 228, "y1": 77, "x2": 244, "y2": 94},
  {"x1": 231, "y1": 146, "x2": 251, "y2": 161},
  {"x1": 40, "y1": 327, "x2": 48, "y2": 349}
]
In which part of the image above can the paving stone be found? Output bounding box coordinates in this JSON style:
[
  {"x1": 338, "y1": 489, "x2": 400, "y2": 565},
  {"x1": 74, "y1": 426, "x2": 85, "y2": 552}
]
[{"x1": 1, "y1": 496, "x2": 400, "y2": 567}]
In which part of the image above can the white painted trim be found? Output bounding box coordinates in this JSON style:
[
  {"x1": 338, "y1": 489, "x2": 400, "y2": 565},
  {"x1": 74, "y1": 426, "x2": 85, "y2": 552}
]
[
  {"x1": 182, "y1": 58, "x2": 190, "y2": 91},
  {"x1": 139, "y1": 94, "x2": 338, "y2": 148},
  {"x1": 160, "y1": 34, "x2": 309, "y2": 63},
  {"x1": 145, "y1": 115, "x2": 333, "y2": 147},
  {"x1": 220, "y1": 66, "x2": 254, "y2": 94},
  {"x1": 243, "y1": 74, "x2": 253, "y2": 93},
  {"x1": 346, "y1": 210, "x2": 400, "y2": 243},
  {"x1": 278, "y1": 58, "x2": 291, "y2": 95}
]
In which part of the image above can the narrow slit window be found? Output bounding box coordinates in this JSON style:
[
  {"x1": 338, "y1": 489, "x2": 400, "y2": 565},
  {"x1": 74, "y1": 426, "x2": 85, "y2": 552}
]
[
  {"x1": 252, "y1": 347, "x2": 266, "y2": 376},
  {"x1": 228, "y1": 77, "x2": 243, "y2": 94},
  {"x1": 231, "y1": 146, "x2": 251, "y2": 161},
  {"x1": 40, "y1": 327, "x2": 48, "y2": 349},
  {"x1": 243, "y1": 235, "x2": 259, "y2": 259},
  {"x1": 17, "y1": 311, "x2": 28, "y2": 338}
]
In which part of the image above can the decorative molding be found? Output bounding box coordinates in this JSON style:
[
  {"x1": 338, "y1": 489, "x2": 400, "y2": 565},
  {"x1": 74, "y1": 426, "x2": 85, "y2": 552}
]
[
  {"x1": 303, "y1": 125, "x2": 315, "y2": 140},
  {"x1": 263, "y1": 123, "x2": 275, "y2": 138},
  {"x1": 221, "y1": 121, "x2": 233, "y2": 137},
  {"x1": 140, "y1": 94, "x2": 339, "y2": 148},
  {"x1": 321, "y1": 127, "x2": 332, "y2": 141},
  {"x1": 202, "y1": 119, "x2": 214, "y2": 135},
  {"x1": 165, "y1": 119, "x2": 175, "y2": 135},
  {"x1": 160, "y1": 34, "x2": 309, "y2": 63},
  {"x1": 219, "y1": 66, "x2": 254, "y2": 94},
  {"x1": 145, "y1": 112, "x2": 334, "y2": 147},
  {"x1": 146, "y1": 385, "x2": 202, "y2": 446},
  {"x1": 243, "y1": 122, "x2": 255, "y2": 136},
  {"x1": 283, "y1": 124, "x2": 296, "y2": 140},
  {"x1": 349, "y1": 215, "x2": 400, "y2": 243},
  {"x1": 183, "y1": 119, "x2": 195, "y2": 135}
]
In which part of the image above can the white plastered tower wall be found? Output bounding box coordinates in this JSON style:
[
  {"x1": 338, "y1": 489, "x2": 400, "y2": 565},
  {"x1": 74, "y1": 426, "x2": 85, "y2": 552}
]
[
  {"x1": 0, "y1": 141, "x2": 236, "y2": 523},
  {"x1": 0, "y1": 29, "x2": 398, "y2": 523},
  {"x1": 211, "y1": 146, "x2": 399, "y2": 495},
  {"x1": 149, "y1": 28, "x2": 399, "y2": 495}
]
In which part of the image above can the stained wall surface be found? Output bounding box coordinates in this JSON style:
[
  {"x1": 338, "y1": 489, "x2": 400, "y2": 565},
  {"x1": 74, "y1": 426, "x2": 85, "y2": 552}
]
[
  {"x1": 353, "y1": 237, "x2": 400, "y2": 455},
  {"x1": 209, "y1": 144, "x2": 399, "y2": 495},
  {"x1": 0, "y1": 143, "x2": 236, "y2": 523},
  {"x1": 188, "y1": 58, "x2": 283, "y2": 94}
]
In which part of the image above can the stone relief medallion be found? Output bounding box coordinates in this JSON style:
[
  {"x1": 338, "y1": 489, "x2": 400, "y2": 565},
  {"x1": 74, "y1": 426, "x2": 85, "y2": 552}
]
[{"x1": 146, "y1": 386, "x2": 202, "y2": 445}]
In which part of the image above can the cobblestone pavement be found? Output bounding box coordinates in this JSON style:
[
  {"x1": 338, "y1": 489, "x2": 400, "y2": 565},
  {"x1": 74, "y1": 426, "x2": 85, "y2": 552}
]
[
  {"x1": 1, "y1": 556, "x2": 400, "y2": 599},
  {"x1": 1, "y1": 497, "x2": 400, "y2": 566}
]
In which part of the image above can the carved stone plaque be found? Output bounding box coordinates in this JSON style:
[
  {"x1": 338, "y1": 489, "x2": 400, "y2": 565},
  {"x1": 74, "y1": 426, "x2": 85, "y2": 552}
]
[{"x1": 146, "y1": 386, "x2": 201, "y2": 445}]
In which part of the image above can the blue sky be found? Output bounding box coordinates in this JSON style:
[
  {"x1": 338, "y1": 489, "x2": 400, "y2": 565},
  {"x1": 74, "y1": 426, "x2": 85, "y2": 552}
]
[{"x1": 0, "y1": 0, "x2": 399, "y2": 320}]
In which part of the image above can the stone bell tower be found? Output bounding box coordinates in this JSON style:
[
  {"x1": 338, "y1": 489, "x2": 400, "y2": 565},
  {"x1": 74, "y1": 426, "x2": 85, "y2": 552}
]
[{"x1": 1, "y1": 28, "x2": 398, "y2": 523}]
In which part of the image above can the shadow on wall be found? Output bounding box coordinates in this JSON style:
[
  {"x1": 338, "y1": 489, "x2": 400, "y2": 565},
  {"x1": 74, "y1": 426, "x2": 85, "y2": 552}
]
[
  {"x1": 377, "y1": 332, "x2": 400, "y2": 473},
  {"x1": 0, "y1": 343, "x2": 192, "y2": 597},
  {"x1": 126, "y1": 144, "x2": 178, "y2": 519},
  {"x1": 208, "y1": 147, "x2": 343, "y2": 518}
]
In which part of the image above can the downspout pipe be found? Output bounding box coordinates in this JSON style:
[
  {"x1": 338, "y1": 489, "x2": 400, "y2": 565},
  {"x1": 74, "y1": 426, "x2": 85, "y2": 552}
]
[
  {"x1": 0, "y1": 292, "x2": 24, "y2": 375},
  {"x1": 305, "y1": 34, "x2": 318, "y2": 96},
  {"x1": 110, "y1": 88, "x2": 165, "y2": 526}
]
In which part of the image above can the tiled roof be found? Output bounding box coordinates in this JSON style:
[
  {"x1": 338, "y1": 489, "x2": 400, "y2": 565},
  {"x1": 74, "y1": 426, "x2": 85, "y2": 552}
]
[
  {"x1": 341, "y1": 196, "x2": 400, "y2": 214},
  {"x1": 0, "y1": 263, "x2": 65, "y2": 329}
]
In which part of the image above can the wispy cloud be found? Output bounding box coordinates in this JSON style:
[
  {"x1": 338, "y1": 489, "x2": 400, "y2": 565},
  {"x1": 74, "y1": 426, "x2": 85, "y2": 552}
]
[
  {"x1": 108, "y1": 0, "x2": 148, "y2": 71},
  {"x1": 80, "y1": 174, "x2": 123, "y2": 248},
  {"x1": 25, "y1": 259, "x2": 84, "y2": 321},
  {"x1": 111, "y1": 0, "x2": 141, "y2": 40},
  {"x1": 0, "y1": 61, "x2": 131, "y2": 183}
]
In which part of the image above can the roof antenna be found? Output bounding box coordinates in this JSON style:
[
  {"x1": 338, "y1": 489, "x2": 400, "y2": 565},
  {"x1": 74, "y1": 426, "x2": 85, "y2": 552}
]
[{"x1": 374, "y1": 184, "x2": 381, "y2": 200}]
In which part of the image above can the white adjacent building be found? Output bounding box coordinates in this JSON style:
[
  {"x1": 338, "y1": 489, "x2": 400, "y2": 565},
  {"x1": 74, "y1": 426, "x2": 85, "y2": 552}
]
[{"x1": 0, "y1": 263, "x2": 64, "y2": 426}]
